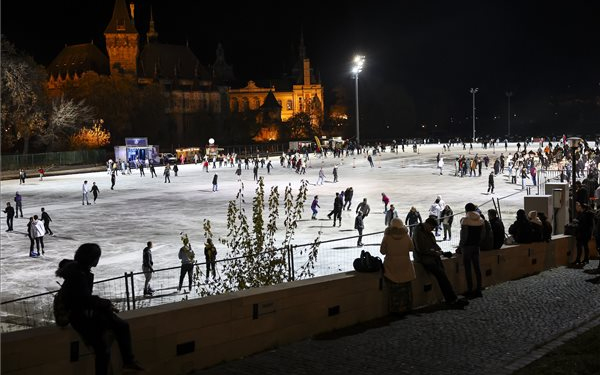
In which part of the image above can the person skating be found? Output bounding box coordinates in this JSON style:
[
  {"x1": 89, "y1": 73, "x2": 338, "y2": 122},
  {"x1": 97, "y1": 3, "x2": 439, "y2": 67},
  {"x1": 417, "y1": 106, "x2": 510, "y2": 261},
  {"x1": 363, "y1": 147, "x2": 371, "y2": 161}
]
[
  {"x1": 487, "y1": 171, "x2": 495, "y2": 194},
  {"x1": 316, "y1": 168, "x2": 325, "y2": 185},
  {"x1": 82, "y1": 181, "x2": 91, "y2": 205},
  {"x1": 356, "y1": 198, "x2": 371, "y2": 219},
  {"x1": 329, "y1": 192, "x2": 344, "y2": 227},
  {"x1": 212, "y1": 173, "x2": 218, "y2": 191},
  {"x1": 31, "y1": 214, "x2": 45, "y2": 255},
  {"x1": 91, "y1": 182, "x2": 100, "y2": 203},
  {"x1": 355, "y1": 212, "x2": 365, "y2": 246},
  {"x1": 381, "y1": 193, "x2": 390, "y2": 213},
  {"x1": 204, "y1": 238, "x2": 217, "y2": 281},
  {"x1": 405, "y1": 206, "x2": 423, "y2": 237},
  {"x1": 311, "y1": 196, "x2": 320, "y2": 220},
  {"x1": 142, "y1": 241, "x2": 154, "y2": 296},
  {"x1": 343, "y1": 187, "x2": 354, "y2": 211},
  {"x1": 163, "y1": 165, "x2": 171, "y2": 183},
  {"x1": 3, "y1": 202, "x2": 14, "y2": 232},
  {"x1": 14, "y1": 191, "x2": 23, "y2": 218},
  {"x1": 41, "y1": 207, "x2": 54, "y2": 236}
]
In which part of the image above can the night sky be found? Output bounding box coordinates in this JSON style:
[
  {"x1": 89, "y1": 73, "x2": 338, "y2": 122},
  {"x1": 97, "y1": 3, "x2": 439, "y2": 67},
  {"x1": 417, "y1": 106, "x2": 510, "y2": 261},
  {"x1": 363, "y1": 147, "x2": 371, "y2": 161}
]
[{"x1": 2, "y1": 0, "x2": 599, "y2": 138}]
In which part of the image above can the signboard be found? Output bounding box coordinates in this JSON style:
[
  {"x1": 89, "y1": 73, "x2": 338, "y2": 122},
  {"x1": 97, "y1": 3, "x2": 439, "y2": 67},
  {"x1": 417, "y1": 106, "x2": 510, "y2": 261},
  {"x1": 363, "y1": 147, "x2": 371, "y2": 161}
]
[{"x1": 125, "y1": 137, "x2": 148, "y2": 147}]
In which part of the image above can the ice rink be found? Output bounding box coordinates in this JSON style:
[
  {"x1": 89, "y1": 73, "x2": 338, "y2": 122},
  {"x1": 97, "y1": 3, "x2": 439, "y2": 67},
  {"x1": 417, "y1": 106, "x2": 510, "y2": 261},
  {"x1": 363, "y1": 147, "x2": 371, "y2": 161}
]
[{"x1": 0, "y1": 142, "x2": 555, "y2": 301}]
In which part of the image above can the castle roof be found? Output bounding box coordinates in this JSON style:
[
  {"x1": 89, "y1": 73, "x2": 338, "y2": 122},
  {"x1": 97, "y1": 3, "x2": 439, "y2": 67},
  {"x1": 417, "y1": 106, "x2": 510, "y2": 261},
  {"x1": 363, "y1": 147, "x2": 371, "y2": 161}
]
[
  {"x1": 47, "y1": 43, "x2": 109, "y2": 80},
  {"x1": 138, "y1": 43, "x2": 210, "y2": 81},
  {"x1": 104, "y1": 0, "x2": 137, "y2": 34}
]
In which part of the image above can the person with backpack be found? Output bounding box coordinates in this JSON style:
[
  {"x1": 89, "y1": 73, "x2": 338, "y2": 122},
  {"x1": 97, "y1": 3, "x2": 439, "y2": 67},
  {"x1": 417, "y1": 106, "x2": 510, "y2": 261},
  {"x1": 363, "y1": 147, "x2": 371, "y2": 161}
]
[
  {"x1": 379, "y1": 218, "x2": 415, "y2": 315},
  {"x1": 55, "y1": 243, "x2": 143, "y2": 374}
]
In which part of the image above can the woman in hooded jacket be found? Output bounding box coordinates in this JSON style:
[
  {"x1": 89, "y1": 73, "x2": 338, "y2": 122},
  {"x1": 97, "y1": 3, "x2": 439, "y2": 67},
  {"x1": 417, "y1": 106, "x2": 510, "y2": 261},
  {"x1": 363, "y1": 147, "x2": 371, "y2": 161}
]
[{"x1": 380, "y1": 218, "x2": 416, "y2": 315}]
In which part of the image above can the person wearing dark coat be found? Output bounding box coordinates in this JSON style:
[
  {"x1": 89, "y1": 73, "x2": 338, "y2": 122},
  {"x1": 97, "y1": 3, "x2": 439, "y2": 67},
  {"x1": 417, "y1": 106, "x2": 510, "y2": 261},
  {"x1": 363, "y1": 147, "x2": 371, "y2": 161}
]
[
  {"x1": 487, "y1": 171, "x2": 495, "y2": 194},
  {"x1": 212, "y1": 174, "x2": 218, "y2": 191},
  {"x1": 573, "y1": 202, "x2": 594, "y2": 265},
  {"x1": 508, "y1": 209, "x2": 534, "y2": 244},
  {"x1": 488, "y1": 209, "x2": 505, "y2": 249},
  {"x1": 3, "y1": 202, "x2": 14, "y2": 232},
  {"x1": 55, "y1": 243, "x2": 143, "y2": 374},
  {"x1": 41, "y1": 207, "x2": 53, "y2": 235},
  {"x1": 537, "y1": 212, "x2": 553, "y2": 242},
  {"x1": 413, "y1": 218, "x2": 468, "y2": 308},
  {"x1": 405, "y1": 206, "x2": 423, "y2": 237},
  {"x1": 343, "y1": 187, "x2": 354, "y2": 211}
]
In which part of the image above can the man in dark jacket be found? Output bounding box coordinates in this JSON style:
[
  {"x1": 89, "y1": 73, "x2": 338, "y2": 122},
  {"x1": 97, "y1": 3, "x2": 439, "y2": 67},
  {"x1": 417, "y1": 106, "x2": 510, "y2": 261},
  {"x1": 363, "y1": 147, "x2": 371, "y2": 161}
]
[
  {"x1": 344, "y1": 187, "x2": 354, "y2": 211},
  {"x1": 573, "y1": 202, "x2": 594, "y2": 265},
  {"x1": 3, "y1": 202, "x2": 14, "y2": 232},
  {"x1": 458, "y1": 203, "x2": 485, "y2": 299},
  {"x1": 413, "y1": 217, "x2": 468, "y2": 308},
  {"x1": 41, "y1": 207, "x2": 53, "y2": 235},
  {"x1": 405, "y1": 206, "x2": 423, "y2": 237},
  {"x1": 142, "y1": 241, "x2": 154, "y2": 296},
  {"x1": 488, "y1": 209, "x2": 505, "y2": 249},
  {"x1": 55, "y1": 243, "x2": 143, "y2": 374}
]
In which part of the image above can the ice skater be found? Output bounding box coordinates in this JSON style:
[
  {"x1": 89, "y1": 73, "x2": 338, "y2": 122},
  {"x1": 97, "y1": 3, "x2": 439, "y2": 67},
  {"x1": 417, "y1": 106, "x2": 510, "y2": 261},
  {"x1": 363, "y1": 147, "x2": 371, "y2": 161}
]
[
  {"x1": 41, "y1": 207, "x2": 53, "y2": 235},
  {"x1": 212, "y1": 174, "x2": 218, "y2": 191},
  {"x1": 355, "y1": 212, "x2": 364, "y2": 246},
  {"x1": 82, "y1": 181, "x2": 91, "y2": 205},
  {"x1": 311, "y1": 196, "x2": 320, "y2": 220},
  {"x1": 91, "y1": 182, "x2": 100, "y2": 203},
  {"x1": 487, "y1": 171, "x2": 494, "y2": 194}
]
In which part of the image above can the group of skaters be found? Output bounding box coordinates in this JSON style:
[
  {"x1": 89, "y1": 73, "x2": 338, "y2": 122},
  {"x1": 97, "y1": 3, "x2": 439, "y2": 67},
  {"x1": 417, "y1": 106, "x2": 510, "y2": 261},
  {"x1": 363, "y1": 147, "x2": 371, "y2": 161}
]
[
  {"x1": 3, "y1": 191, "x2": 55, "y2": 257},
  {"x1": 141, "y1": 233, "x2": 219, "y2": 297}
]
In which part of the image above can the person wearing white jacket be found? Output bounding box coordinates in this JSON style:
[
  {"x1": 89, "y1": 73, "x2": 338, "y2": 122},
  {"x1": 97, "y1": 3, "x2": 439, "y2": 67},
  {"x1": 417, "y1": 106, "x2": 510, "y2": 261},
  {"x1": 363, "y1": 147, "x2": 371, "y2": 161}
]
[{"x1": 31, "y1": 215, "x2": 46, "y2": 255}]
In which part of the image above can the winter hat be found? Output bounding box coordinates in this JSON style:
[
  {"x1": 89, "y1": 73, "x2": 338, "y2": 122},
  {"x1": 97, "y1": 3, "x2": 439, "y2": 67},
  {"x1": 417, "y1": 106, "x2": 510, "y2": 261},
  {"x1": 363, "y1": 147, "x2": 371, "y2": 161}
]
[
  {"x1": 465, "y1": 202, "x2": 477, "y2": 212},
  {"x1": 528, "y1": 211, "x2": 542, "y2": 225},
  {"x1": 390, "y1": 218, "x2": 404, "y2": 229},
  {"x1": 425, "y1": 217, "x2": 438, "y2": 227}
]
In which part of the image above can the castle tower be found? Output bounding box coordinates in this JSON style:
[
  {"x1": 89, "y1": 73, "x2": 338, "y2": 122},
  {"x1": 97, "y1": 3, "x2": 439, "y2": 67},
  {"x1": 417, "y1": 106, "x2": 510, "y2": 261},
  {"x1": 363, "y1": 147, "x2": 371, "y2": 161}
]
[{"x1": 104, "y1": 0, "x2": 139, "y2": 76}]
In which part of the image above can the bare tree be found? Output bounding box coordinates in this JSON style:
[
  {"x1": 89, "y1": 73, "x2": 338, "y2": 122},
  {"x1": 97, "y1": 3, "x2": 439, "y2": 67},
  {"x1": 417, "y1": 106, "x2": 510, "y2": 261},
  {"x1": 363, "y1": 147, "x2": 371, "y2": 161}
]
[
  {"x1": 1, "y1": 36, "x2": 48, "y2": 153},
  {"x1": 42, "y1": 96, "x2": 94, "y2": 150}
]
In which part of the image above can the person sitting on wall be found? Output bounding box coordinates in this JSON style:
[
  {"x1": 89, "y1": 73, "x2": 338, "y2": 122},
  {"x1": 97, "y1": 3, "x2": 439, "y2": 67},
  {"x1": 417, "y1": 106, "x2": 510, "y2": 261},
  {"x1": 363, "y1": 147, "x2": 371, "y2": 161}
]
[
  {"x1": 508, "y1": 209, "x2": 534, "y2": 244},
  {"x1": 413, "y1": 217, "x2": 468, "y2": 308}
]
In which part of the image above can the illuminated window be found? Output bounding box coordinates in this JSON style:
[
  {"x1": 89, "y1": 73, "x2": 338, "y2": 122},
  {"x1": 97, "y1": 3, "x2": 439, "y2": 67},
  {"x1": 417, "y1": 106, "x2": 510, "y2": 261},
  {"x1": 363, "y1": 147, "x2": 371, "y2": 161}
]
[
  {"x1": 286, "y1": 100, "x2": 292, "y2": 110},
  {"x1": 298, "y1": 97, "x2": 303, "y2": 112}
]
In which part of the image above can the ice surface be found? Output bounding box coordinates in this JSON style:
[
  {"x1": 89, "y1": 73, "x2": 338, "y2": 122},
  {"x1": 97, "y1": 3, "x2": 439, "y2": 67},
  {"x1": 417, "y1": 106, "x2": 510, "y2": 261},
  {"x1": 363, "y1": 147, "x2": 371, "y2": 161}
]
[{"x1": 0, "y1": 142, "x2": 552, "y2": 301}]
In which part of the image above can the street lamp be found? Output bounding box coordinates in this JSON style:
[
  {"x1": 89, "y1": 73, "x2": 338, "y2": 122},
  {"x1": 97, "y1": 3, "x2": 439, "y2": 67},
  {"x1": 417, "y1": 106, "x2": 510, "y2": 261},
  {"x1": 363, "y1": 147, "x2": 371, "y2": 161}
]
[
  {"x1": 506, "y1": 91, "x2": 513, "y2": 137},
  {"x1": 470, "y1": 88, "x2": 478, "y2": 142},
  {"x1": 566, "y1": 137, "x2": 582, "y2": 221},
  {"x1": 352, "y1": 55, "x2": 365, "y2": 146}
]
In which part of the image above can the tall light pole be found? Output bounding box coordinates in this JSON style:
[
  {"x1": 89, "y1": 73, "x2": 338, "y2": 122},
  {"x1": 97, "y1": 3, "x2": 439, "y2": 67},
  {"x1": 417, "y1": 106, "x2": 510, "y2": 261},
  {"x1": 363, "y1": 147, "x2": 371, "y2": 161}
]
[
  {"x1": 470, "y1": 88, "x2": 478, "y2": 142},
  {"x1": 506, "y1": 91, "x2": 513, "y2": 137},
  {"x1": 352, "y1": 55, "x2": 365, "y2": 146}
]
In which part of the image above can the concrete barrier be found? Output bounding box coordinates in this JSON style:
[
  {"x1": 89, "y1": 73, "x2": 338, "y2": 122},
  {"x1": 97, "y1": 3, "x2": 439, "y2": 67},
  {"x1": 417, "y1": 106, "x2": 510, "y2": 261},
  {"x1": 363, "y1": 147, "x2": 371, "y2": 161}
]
[{"x1": 0, "y1": 236, "x2": 576, "y2": 375}]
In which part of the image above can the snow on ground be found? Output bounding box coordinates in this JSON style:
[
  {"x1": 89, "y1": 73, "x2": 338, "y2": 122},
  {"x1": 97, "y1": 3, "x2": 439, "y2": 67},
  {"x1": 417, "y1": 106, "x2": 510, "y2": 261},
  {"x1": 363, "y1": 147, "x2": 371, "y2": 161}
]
[{"x1": 1, "y1": 142, "x2": 545, "y2": 301}]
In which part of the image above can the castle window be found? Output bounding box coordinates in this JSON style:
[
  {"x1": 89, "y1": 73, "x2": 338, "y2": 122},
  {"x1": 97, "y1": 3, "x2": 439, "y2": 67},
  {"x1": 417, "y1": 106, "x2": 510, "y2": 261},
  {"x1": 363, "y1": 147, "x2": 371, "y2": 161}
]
[
  {"x1": 241, "y1": 97, "x2": 249, "y2": 111},
  {"x1": 231, "y1": 98, "x2": 239, "y2": 112},
  {"x1": 116, "y1": 19, "x2": 126, "y2": 31},
  {"x1": 286, "y1": 100, "x2": 292, "y2": 110},
  {"x1": 298, "y1": 97, "x2": 303, "y2": 112},
  {"x1": 253, "y1": 97, "x2": 260, "y2": 109}
]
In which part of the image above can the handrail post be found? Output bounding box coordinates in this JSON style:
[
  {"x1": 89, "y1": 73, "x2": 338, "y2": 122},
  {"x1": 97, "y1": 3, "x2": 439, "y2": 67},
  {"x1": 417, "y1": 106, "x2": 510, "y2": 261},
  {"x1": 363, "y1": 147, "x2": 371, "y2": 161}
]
[
  {"x1": 129, "y1": 272, "x2": 136, "y2": 310},
  {"x1": 124, "y1": 272, "x2": 131, "y2": 311}
]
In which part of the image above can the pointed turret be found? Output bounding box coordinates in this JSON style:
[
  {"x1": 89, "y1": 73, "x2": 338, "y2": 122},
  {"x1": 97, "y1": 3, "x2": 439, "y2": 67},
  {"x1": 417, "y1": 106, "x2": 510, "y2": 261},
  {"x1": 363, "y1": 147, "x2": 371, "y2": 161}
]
[
  {"x1": 104, "y1": 0, "x2": 137, "y2": 34},
  {"x1": 146, "y1": 6, "x2": 158, "y2": 43}
]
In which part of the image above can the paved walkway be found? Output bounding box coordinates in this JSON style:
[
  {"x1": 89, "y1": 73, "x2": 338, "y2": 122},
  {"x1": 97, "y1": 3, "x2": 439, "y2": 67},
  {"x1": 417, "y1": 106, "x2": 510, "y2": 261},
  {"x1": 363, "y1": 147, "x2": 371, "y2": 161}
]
[{"x1": 193, "y1": 263, "x2": 600, "y2": 375}]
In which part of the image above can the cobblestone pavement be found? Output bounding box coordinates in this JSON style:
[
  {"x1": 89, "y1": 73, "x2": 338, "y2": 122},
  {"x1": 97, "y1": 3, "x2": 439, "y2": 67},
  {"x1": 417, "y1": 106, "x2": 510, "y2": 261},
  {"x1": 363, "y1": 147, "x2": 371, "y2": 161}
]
[{"x1": 193, "y1": 263, "x2": 600, "y2": 375}]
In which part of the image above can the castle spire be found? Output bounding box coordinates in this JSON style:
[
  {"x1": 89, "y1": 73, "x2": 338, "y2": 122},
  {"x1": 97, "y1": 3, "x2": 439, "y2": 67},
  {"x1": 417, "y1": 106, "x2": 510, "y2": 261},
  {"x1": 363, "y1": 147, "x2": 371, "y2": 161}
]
[{"x1": 146, "y1": 5, "x2": 158, "y2": 43}]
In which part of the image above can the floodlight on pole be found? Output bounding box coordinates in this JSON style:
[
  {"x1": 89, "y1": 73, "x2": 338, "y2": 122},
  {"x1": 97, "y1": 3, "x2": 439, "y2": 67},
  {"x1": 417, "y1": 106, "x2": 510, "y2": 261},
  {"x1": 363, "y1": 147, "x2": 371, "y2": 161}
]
[
  {"x1": 470, "y1": 88, "x2": 478, "y2": 142},
  {"x1": 352, "y1": 55, "x2": 365, "y2": 146}
]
